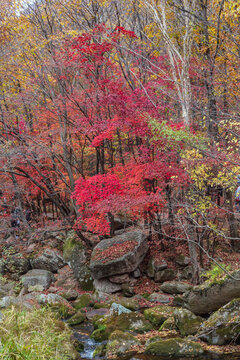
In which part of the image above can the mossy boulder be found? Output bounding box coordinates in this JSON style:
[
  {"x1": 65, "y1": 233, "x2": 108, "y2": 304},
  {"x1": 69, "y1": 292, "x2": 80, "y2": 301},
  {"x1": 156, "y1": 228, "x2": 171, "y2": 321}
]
[
  {"x1": 106, "y1": 330, "x2": 140, "y2": 357},
  {"x1": 63, "y1": 231, "x2": 93, "y2": 291},
  {"x1": 145, "y1": 337, "x2": 204, "y2": 357},
  {"x1": 198, "y1": 298, "x2": 240, "y2": 345},
  {"x1": 184, "y1": 269, "x2": 240, "y2": 315},
  {"x1": 66, "y1": 310, "x2": 86, "y2": 326},
  {"x1": 144, "y1": 305, "x2": 176, "y2": 327},
  {"x1": 73, "y1": 294, "x2": 92, "y2": 310},
  {"x1": 173, "y1": 308, "x2": 203, "y2": 336},
  {"x1": 91, "y1": 312, "x2": 153, "y2": 341},
  {"x1": 159, "y1": 316, "x2": 176, "y2": 331},
  {"x1": 93, "y1": 343, "x2": 106, "y2": 358}
]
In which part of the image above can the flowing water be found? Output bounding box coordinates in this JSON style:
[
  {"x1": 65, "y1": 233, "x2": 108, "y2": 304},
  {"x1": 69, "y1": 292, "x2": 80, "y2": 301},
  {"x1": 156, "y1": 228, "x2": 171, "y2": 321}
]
[{"x1": 74, "y1": 324, "x2": 240, "y2": 360}]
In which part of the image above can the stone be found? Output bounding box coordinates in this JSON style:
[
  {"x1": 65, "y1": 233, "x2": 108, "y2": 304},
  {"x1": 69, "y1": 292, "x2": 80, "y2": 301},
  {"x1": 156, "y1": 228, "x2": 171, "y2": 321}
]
[
  {"x1": 198, "y1": 298, "x2": 240, "y2": 345},
  {"x1": 106, "y1": 330, "x2": 140, "y2": 357},
  {"x1": 179, "y1": 265, "x2": 193, "y2": 280},
  {"x1": 173, "y1": 308, "x2": 203, "y2": 336},
  {"x1": 147, "y1": 257, "x2": 167, "y2": 278},
  {"x1": 0, "y1": 296, "x2": 18, "y2": 308},
  {"x1": 154, "y1": 269, "x2": 176, "y2": 283},
  {"x1": 31, "y1": 249, "x2": 65, "y2": 273},
  {"x1": 4, "y1": 254, "x2": 30, "y2": 279},
  {"x1": 91, "y1": 312, "x2": 153, "y2": 341},
  {"x1": 93, "y1": 278, "x2": 122, "y2": 294},
  {"x1": 121, "y1": 283, "x2": 135, "y2": 297},
  {"x1": 109, "y1": 274, "x2": 130, "y2": 284},
  {"x1": 132, "y1": 268, "x2": 141, "y2": 278},
  {"x1": 159, "y1": 316, "x2": 176, "y2": 331},
  {"x1": 144, "y1": 305, "x2": 176, "y2": 327},
  {"x1": 63, "y1": 232, "x2": 93, "y2": 291},
  {"x1": 28, "y1": 284, "x2": 44, "y2": 292},
  {"x1": 73, "y1": 293, "x2": 92, "y2": 309},
  {"x1": 55, "y1": 266, "x2": 79, "y2": 291},
  {"x1": 145, "y1": 338, "x2": 204, "y2": 357},
  {"x1": 21, "y1": 269, "x2": 55, "y2": 290},
  {"x1": 58, "y1": 289, "x2": 79, "y2": 301},
  {"x1": 118, "y1": 296, "x2": 141, "y2": 311},
  {"x1": 38, "y1": 293, "x2": 75, "y2": 317},
  {"x1": 109, "y1": 302, "x2": 132, "y2": 315},
  {"x1": 0, "y1": 280, "x2": 15, "y2": 298},
  {"x1": 93, "y1": 344, "x2": 106, "y2": 358},
  {"x1": 66, "y1": 311, "x2": 86, "y2": 326},
  {"x1": 160, "y1": 281, "x2": 192, "y2": 294},
  {"x1": 90, "y1": 231, "x2": 148, "y2": 279},
  {"x1": 86, "y1": 308, "x2": 109, "y2": 320},
  {"x1": 184, "y1": 269, "x2": 240, "y2": 315},
  {"x1": 148, "y1": 292, "x2": 172, "y2": 304},
  {"x1": 176, "y1": 254, "x2": 191, "y2": 267}
]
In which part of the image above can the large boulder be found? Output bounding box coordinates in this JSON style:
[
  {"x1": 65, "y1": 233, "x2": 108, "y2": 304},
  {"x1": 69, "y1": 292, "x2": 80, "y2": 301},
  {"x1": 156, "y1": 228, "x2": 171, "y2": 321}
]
[
  {"x1": 63, "y1": 231, "x2": 93, "y2": 290},
  {"x1": 144, "y1": 305, "x2": 176, "y2": 327},
  {"x1": 90, "y1": 232, "x2": 148, "y2": 279},
  {"x1": 91, "y1": 312, "x2": 153, "y2": 341},
  {"x1": 173, "y1": 308, "x2": 203, "y2": 336},
  {"x1": 31, "y1": 249, "x2": 65, "y2": 273},
  {"x1": 21, "y1": 269, "x2": 55, "y2": 290},
  {"x1": 160, "y1": 281, "x2": 192, "y2": 294},
  {"x1": 184, "y1": 269, "x2": 240, "y2": 315},
  {"x1": 145, "y1": 338, "x2": 204, "y2": 357},
  {"x1": 4, "y1": 254, "x2": 31, "y2": 279},
  {"x1": 93, "y1": 278, "x2": 122, "y2": 294},
  {"x1": 198, "y1": 298, "x2": 240, "y2": 345},
  {"x1": 106, "y1": 330, "x2": 140, "y2": 358}
]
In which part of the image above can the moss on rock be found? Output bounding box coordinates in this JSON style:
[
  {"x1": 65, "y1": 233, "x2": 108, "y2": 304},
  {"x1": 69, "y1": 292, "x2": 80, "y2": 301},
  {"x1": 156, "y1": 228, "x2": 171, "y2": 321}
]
[
  {"x1": 106, "y1": 330, "x2": 140, "y2": 357},
  {"x1": 145, "y1": 337, "x2": 204, "y2": 357},
  {"x1": 66, "y1": 311, "x2": 86, "y2": 326},
  {"x1": 144, "y1": 305, "x2": 176, "y2": 327},
  {"x1": 91, "y1": 312, "x2": 153, "y2": 341},
  {"x1": 159, "y1": 316, "x2": 176, "y2": 331},
  {"x1": 73, "y1": 294, "x2": 92, "y2": 310},
  {"x1": 173, "y1": 308, "x2": 203, "y2": 336}
]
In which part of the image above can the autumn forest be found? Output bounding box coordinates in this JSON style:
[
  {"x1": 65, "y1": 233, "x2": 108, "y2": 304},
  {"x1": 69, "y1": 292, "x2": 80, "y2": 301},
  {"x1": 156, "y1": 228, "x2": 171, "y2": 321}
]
[{"x1": 0, "y1": 0, "x2": 240, "y2": 286}]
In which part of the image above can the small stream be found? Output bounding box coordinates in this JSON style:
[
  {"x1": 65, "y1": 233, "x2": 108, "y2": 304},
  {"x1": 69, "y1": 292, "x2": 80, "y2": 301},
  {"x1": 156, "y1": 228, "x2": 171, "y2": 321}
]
[{"x1": 73, "y1": 323, "x2": 240, "y2": 360}]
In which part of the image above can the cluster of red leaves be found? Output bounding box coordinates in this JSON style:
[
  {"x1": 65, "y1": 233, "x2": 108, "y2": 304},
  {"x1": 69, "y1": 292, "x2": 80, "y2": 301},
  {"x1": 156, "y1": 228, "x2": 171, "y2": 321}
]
[{"x1": 92, "y1": 240, "x2": 138, "y2": 262}]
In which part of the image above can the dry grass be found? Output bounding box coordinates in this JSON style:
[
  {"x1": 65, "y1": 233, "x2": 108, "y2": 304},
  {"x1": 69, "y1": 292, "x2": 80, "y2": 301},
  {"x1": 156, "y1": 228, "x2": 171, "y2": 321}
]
[{"x1": 0, "y1": 306, "x2": 77, "y2": 360}]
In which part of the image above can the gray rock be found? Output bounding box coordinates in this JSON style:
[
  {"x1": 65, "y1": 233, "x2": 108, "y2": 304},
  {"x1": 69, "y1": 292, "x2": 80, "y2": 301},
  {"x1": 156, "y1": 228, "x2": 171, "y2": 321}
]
[
  {"x1": 176, "y1": 254, "x2": 191, "y2": 267},
  {"x1": 184, "y1": 269, "x2": 240, "y2": 315},
  {"x1": 147, "y1": 258, "x2": 167, "y2": 278},
  {"x1": 106, "y1": 330, "x2": 140, "y2": 357},
  {"x1": 179, "y1": 265, "x2": 193, "y2": 280},
  {"x1": 90, "y1": 232, "x2": 148, "y2": 279},
  {"x1": 148, "y1": 292, "x2": 171, "y2": 304},
  {"x1": 173, "y1": 308, "x2": 203, "y2": 336},
  {"x1": 93, "y1": 278, "x2": 121, "y2": 293},
  {"x1": 0, "y1": 296, "x2": 18, "y2": 308},
  {"x1": 198, "y1": 298, "x2": 240, "y2": 345},
  {"x1": 154, "y1": 268, "x2": 176, "y2": 283},
  {"x1": 63, "y1": 231, "x2": 93, "y2": 291},
  {"x1": 31, "y1": 249, "x2": 65, "y2": 273},
  {"x1": 110, "y1": 302, "x2": 132, "y2": 315},
  {"x1": 109, "y1": 274, "x2": 130, "y2": 284},
  {"x1": 86, "y1": 308, "x2": 109, "y2": 320},
  {"x1": 145, "y1": 338, "x2": 204, "y2": 357},
  {"x1": 38, "y1": 293, "x2": 69, "y2": 306},
  {"x1": 4, "y1": 254, "x2": 30, "y2": 279},
  {"x1": 21, "y1": 269, "x2": 55, "y2": 290},
  {"x1": 160, "y1": 281, "x2": 192, "y2": 294},
  {"x1": 132, "y1": 268, "x2": 141, "y2": 278}
]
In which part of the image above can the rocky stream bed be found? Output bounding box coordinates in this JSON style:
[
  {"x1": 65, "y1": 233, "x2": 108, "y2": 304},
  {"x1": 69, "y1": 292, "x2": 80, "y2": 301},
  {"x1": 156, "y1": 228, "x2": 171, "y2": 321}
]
[{"x1": 0, "y1": 230, "x2": 239, "y2": 359}]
